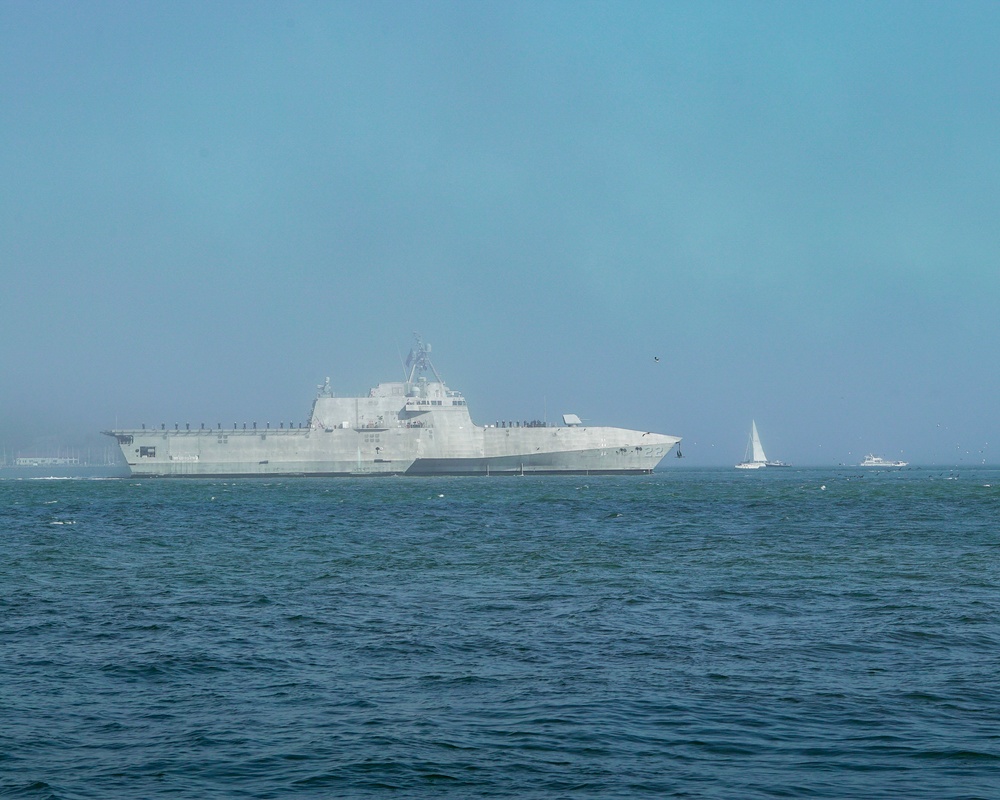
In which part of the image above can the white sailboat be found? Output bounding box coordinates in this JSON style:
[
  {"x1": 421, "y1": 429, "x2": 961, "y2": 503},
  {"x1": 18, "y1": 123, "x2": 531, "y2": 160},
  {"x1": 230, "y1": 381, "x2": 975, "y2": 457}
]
[{"x1": 736, "y1": 420, "x2": 768, "y2": 469}]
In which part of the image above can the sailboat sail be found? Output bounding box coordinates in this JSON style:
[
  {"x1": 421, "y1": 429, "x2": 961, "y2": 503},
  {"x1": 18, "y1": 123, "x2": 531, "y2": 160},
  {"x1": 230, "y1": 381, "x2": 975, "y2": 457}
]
[{"x1": 750, "y1": 420, "x2": 767, "y2": 463}]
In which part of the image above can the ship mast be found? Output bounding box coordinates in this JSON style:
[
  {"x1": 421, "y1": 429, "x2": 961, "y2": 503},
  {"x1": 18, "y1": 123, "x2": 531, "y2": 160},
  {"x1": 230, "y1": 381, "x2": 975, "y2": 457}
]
[{"x1": 404, "y1": 333, "x2": 444, "y2": 384}]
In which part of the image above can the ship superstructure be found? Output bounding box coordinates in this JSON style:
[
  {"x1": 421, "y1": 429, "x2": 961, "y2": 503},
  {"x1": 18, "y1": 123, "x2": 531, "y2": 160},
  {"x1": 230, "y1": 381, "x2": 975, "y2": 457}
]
[{"x1": 105, "y1": 337, "x2": 681, "y2": 477}]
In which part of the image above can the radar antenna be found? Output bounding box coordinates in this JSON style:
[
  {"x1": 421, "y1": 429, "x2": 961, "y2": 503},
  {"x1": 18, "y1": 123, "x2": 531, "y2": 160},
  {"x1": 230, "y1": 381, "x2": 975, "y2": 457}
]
[{"x1": 404, "y1": 333, "x2": 444, "y2": 384}]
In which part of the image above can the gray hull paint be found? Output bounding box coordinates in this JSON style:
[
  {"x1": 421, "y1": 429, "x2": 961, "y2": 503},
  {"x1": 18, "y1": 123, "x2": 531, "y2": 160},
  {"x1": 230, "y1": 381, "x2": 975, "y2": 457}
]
[
  {"x1": 105, "y1": 343, "x2": 680, "y2": 477},
  {"x1": 106, "y1": 428, "x2": 678, "y2": 477}
]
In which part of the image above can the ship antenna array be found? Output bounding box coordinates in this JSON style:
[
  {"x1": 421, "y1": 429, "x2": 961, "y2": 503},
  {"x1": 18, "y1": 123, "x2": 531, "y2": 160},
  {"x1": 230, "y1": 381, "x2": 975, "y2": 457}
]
[{"x1": 404, "y1": 333, "x2": 444, "y2": 384}]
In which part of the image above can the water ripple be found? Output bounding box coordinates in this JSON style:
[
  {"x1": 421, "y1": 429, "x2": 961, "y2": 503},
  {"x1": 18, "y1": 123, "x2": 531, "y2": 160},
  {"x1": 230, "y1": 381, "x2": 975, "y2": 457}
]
[{"x1": 2, "y1": 469, "x2": 999, "y2": 798}]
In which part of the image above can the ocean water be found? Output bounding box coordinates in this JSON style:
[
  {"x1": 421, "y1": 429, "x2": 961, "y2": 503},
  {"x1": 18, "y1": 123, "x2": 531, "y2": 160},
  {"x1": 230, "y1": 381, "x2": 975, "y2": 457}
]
[{"x1": 2, "y1": 468, "x2": 999, "y2": 799}]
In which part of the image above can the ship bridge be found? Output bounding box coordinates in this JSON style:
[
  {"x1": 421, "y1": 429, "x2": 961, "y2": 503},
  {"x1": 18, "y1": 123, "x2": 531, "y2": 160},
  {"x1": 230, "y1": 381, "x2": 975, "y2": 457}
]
[{"x1": 308, "y1": 339, "x2": 471, "y2": 432}]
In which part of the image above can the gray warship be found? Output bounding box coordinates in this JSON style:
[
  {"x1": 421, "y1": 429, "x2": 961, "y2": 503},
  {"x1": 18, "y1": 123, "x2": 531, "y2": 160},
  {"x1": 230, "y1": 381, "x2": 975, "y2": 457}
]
[{"x1": 105, "y1": 337, "x2": 681, "y2": 477}]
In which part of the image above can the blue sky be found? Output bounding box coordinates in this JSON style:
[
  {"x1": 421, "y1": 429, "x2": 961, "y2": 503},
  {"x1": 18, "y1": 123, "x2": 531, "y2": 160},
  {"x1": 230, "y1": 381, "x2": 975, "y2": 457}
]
[{"x1": 2, "y1": 0, "x2": 998, "y2": 466}]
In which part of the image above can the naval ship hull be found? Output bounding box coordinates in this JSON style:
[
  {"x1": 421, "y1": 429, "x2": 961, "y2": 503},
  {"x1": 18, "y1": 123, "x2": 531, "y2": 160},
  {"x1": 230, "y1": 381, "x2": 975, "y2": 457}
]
[
  {"x1": 105, "y1": 339, "x2": 680, "y2": 477},
  {"x1": 105, "y1": 426, "x2": 678, "y2": 477}
]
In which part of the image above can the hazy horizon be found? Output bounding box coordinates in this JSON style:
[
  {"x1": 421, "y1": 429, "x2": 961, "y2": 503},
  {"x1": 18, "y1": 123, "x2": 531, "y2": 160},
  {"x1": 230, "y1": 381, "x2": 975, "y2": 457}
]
[{"x1": 3, "y1": 1, "x2": 998, "y2": 468}]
